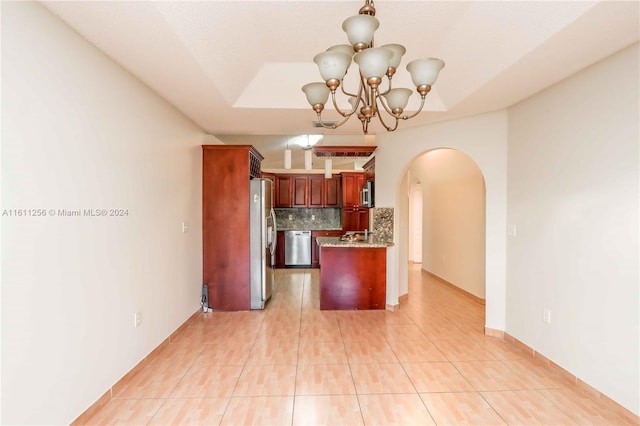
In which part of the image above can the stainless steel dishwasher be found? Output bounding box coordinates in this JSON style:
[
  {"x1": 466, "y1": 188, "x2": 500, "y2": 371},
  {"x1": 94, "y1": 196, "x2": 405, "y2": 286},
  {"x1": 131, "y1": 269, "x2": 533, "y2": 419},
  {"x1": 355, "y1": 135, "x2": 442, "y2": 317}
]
[{"x1": 285, "y1": 231, "x2": 311, "y2": 266}]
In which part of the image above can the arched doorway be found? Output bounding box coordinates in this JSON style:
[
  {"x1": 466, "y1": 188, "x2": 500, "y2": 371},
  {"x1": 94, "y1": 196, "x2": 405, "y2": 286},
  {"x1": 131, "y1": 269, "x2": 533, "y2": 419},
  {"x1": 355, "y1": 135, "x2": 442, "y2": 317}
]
[
  {"x1": 372, "y1": 111, "x2": 508, "y2": 331},
  {"x1": 405, "y1": 148, "x2": 486, "y2": 302}
]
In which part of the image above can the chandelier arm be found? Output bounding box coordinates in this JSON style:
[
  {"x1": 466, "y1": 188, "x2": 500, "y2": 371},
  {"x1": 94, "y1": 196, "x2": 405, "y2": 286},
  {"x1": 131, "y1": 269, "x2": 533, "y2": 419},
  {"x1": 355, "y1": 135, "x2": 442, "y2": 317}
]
[
  {"x1": 360, "y1": 74, "x2": 373, "y2": 106},
  {"x1": 378, "y1": 76, "x2": 393, "y2": 97},
  {"x1": 376, "y1": 92, "x2": 398, "y2": 118},
  {"x1": 340, "y1": 82, "x2": 361, "y2": 99},
  {"x1": 330, "y1": 91, "x2": 360, "y2": 118},
  {"x1": 401, "y1": 96, "x2": 427, "y2": 120},
  {"x1": 315, "y1": 111, "x2": 354, "y2": 130},
  {"x1": 375, "y1": 102, "x2": 399, "y2": 132},
  {"x1": 330, "y1": 92, "x2": 351, "y2": 118}
]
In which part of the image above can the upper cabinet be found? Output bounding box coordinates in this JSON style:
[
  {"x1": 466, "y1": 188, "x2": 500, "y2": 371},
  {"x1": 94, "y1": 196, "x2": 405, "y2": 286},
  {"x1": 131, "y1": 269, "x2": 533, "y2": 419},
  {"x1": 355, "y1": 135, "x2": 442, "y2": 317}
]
[
  {"x1": 275, "y1": 175, "x2": 293, "y2": 207},
  {"x1": 292, "y1": 175, "x2": 308, "y2": 207},
  {"x1": 363, "y1": 157, "x2": 375, "y2": 183},
  {"x1": 324, "y1": 176, "x2": 341, "y2": 207},
  {"x1": 308, "y1": 175, "x2": 324, "y2": 207},
  {"x1": 341, "y1": 172, "x2": 366, "y2": 208},
  {"x1": 275, "y1": 174, "x2": 341, "y2": 208}
]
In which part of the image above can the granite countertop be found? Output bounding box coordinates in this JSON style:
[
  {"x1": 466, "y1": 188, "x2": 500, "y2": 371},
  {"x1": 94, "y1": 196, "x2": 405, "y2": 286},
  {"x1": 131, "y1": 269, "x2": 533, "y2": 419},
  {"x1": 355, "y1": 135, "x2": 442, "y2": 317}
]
[
  {"x1": 278, "y1": 225, "x2": 342, "y2": 231},
  {"x1": 316, "y1": 235, "x2": 394, "y2": 248}
]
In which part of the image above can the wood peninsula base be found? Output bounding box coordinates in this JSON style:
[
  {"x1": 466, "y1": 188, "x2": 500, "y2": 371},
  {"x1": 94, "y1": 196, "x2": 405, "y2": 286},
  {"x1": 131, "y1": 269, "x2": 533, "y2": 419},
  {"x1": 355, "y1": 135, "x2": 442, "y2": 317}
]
[{"x1": 319, "y1": 246, "x2": 386, "y2": 310}]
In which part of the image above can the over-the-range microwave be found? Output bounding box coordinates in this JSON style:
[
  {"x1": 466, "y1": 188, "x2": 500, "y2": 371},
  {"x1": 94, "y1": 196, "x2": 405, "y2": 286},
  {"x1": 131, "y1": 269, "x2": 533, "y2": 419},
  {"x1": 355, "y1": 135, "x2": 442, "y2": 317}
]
[{"x1": 361, "y1": 181, "x2": 374, "y2": 208}]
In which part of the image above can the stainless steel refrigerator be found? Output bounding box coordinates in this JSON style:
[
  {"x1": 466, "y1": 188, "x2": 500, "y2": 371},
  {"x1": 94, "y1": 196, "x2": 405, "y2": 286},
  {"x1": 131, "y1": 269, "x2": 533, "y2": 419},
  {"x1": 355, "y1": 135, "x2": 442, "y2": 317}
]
[{"x1": 249, "y1": 178, "x2": 277, "y2": 309}]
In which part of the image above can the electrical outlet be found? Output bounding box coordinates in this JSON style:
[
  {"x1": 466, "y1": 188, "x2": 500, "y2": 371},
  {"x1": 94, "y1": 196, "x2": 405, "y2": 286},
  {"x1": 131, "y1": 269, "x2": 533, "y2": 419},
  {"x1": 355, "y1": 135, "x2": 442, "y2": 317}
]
[
  {"x1": 543, "y1": 309, "x2": 551, "y2": 324},
  {"x1": 134, "y1": 311, "x2": 142, "y2": 328},
  {"x1": 288, "y1": 214, "x2": 293, "y2": 220},
  {"x1": 182, "y1": 221, "x2": 189, "y2": 233},
  {"x1": 311, "y1": 214, "x2": 315, "y2": 220}
]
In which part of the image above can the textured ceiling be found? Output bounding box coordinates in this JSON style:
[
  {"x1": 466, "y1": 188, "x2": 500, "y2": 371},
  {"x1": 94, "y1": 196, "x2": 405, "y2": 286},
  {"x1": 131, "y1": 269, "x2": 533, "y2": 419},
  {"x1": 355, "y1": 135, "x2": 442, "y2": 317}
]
[{"x1": 42, "y1": 1, "x2": 639, "y2": 169}]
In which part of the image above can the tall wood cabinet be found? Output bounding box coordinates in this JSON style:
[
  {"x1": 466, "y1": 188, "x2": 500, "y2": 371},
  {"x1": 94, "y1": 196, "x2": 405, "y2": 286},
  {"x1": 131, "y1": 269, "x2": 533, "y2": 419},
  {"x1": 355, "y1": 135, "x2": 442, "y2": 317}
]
[
  {"x1": 202, "y1": 145, "x2": 263, "y2": 311},
  {"x1": 341, "y1": 172, "x2": 369, "y2": 232}
]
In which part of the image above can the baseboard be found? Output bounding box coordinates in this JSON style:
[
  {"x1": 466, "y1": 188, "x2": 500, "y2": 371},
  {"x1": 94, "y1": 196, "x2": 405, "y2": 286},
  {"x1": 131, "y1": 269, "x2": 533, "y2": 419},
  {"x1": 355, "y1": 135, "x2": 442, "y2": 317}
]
[
  {"x1": 483, "y1": 327, "x2": 504, "y2": 339},
  {"x1": 385, "y1": 303, "x2": 400, "y2": 312},
  {"x1": 423, "y1": 270, "x2": 485, "y2": 305},
  {"x1": 502, "y1": 332, "x2": 639, "y2": 423},
  {"x1": 71, "y1": 308, "x2": 202, "y2": 425}
]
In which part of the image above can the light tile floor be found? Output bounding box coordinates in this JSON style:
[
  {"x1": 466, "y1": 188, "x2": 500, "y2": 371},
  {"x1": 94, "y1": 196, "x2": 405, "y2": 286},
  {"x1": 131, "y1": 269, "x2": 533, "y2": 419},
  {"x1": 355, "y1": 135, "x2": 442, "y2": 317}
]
[{"x1": 84, "y1": 265, "x2": 636, "y2": 425}]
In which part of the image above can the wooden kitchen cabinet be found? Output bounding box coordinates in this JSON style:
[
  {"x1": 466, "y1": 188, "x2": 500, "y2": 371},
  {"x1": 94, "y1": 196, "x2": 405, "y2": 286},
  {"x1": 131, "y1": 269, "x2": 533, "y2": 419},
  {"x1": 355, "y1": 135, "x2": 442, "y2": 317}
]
[
  {"x1": 311, "y1": 230, "x2": 342, "y2": 268},
  {"x1": 292, "y1": 175, "x2": 308, "y2": 207},
  {"x1": 309, "y1": 174, "x2": 341, "y2": 208},
  {"x1": 341, "y1": 172, "x2": 368, "y2": 233},
  {"x1": 341, "y1": 172, "x2": 365, "y2": 208},
  {"x1": 275, "y1": 174, "x2": 308, "y2": 207},
  {"x1": 308, "y1": 175, "x2": 324, "y2": 207},
  {"x1": 363, "y1": 157, "x2": 375, "y2": 183},
  {"x1": 274, "y1": 173, "x2": 340, "y2": 208},
  {"x1": 324, "y1": 175, "x2": 341, "y2": 207},
  {"x1": 275, "y1": 175, "x2": 293, "y2": 207},
  {"x1": 202, "y1": 145, "x2": 263, "y2": 311},
  {"x1": 342, "y1": 207, "x2": 369, "y2": 233},
  {"x1": 320, "y1": 246, "x2": 386, "y2": 310}
]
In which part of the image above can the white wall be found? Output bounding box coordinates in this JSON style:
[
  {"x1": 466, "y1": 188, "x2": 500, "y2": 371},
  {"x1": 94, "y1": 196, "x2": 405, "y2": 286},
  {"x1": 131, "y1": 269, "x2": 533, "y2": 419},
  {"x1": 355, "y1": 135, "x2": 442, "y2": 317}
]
[
  {"x1": 410, "y1": 149, "x2": 486, "y2": 299},
  {"x1": 1, "y1": 3, "x2": 205, "y2": 424},
  {"x1": 507, "y1": 43, "x2": 639, "y2": 415},
  {"x1": 375, "y1": 110, "x2": 508, "y2": 330}
]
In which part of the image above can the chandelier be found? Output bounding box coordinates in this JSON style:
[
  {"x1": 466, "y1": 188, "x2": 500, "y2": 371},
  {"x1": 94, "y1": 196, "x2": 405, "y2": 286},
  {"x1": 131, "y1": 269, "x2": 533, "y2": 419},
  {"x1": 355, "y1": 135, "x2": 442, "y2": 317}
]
[{"x1": 301, "y1": 0, "x2": 445, "y2": 134}]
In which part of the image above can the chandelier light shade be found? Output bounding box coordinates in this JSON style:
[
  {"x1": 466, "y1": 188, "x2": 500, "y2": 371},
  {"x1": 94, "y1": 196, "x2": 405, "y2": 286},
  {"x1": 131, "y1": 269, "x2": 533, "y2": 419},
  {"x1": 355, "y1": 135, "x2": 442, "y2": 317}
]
[
  {"x1": 327, "y1": 44, "x2": 354, "y2": 56},
  {"x1": 314, "y1": 51, "x2": 352, "y2": 82},
  {"x1": 383, "y1": 88, "x2": 412, "y2": 112},
  {"x1": 353, "y1": 47, "x2": 393, "y2": 82},
  {"x1": 302, "y1": 0, "x2": 445, "y2": 134},
  {"x1": 381, "y1": 44, "x2": 406, "y2": 69},
  {"x1": 342, "y1": 15, "x2": 379, "y2": 50},
  {"x1": 406, "y1": 58, "x2": 446, "y2": 87},
  {"x1": 302, "y1": 83, "x2": 330, "y2": 113}
]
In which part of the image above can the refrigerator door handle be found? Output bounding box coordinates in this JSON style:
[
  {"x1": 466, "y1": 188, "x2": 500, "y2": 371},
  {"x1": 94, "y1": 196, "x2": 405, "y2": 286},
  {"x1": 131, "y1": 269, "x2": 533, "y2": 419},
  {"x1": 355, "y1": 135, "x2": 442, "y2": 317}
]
[{"x1": 269, "y1": 208, "x2": 277, "y2": 256}]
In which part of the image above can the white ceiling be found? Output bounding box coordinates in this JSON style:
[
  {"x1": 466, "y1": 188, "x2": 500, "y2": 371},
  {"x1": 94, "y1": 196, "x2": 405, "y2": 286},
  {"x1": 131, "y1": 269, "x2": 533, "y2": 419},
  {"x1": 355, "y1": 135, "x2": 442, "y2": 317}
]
[{"x1": 42, "y1": 1, "x2": 639, "y2": 170}]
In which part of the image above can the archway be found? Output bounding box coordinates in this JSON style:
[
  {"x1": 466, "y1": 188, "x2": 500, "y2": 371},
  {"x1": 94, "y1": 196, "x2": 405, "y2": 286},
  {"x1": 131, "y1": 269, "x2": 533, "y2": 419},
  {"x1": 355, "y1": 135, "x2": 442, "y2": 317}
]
[
  {"x1": 372, "y1": 110, "x2": 508, "y2": 332},
  {"x1": 404, "y1": 148, "x2": 486, "y2": 304}
]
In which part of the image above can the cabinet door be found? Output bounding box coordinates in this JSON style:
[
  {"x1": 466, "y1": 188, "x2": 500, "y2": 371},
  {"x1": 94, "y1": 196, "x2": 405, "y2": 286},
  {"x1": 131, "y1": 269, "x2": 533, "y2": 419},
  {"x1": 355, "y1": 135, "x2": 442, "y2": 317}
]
[
  {"x1": 342, "y1": 207, "x2": 369, "y2": 233},
  {"x1": 357, "y1": 208, "x2": 369, "y2": 231},
  {"x1": 355, "y1": 174, "x2": 365, "y2": 206},
  {"x1": 276, "y1": 176, "x2": 292, "y2": 207},
  {"x1": 325, "y1": 176, "x2": 341, "y2": 207},
  {"x1": 292, "y1": 176, "x2": 308, "y2": 207},
  {"x1": 311, "y1": 230, "x2": 342, "y2": 268},
  {"x1": 341, "y1": 172, "x2": 365, "y2": 207},
  {"x1": 342, "y1": 208, "x2": 359, "y2": 233},
  {"x1": 308, "y1": 175, "x2": 324, "y2": 208},
  {"x1": 341, "y1": 174, "x2": 356, "y2": 207}
]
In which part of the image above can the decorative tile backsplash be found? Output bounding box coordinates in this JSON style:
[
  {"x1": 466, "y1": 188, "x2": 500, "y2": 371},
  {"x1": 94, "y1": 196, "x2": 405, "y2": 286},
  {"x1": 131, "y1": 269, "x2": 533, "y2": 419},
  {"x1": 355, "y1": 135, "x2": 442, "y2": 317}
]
[
  {"x1": 275, "y1": 208, "x2": 341, "y2": 230},
  {"x1": 371, "y1": 207, "x2": 394, "y2": 242},
  {"x1": 275, "y1": 207, "x2": 393, "y2": 240}
]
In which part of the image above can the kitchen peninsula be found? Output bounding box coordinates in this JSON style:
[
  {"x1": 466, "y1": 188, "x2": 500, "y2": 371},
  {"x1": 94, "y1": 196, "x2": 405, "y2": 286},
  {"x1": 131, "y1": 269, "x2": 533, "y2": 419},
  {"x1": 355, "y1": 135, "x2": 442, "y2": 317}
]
[{"x1": 316, "y1": 233, "x2": 393, "y2": 310}]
